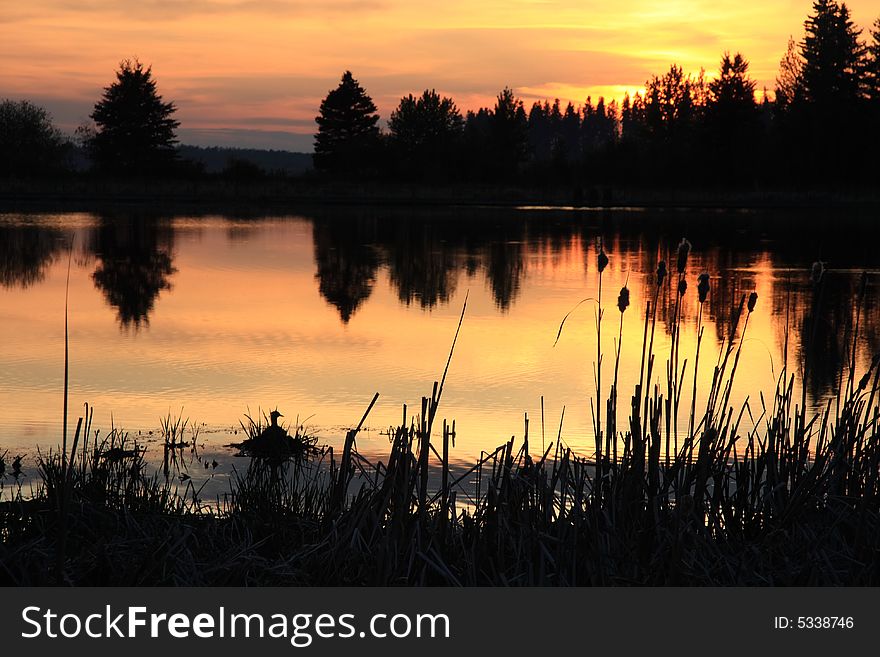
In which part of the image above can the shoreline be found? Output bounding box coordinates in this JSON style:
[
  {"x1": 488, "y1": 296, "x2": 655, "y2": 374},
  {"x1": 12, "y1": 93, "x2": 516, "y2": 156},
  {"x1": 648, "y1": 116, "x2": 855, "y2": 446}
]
[{"x1": 2, "y1": 179, "x2": 880, "y2": 212}]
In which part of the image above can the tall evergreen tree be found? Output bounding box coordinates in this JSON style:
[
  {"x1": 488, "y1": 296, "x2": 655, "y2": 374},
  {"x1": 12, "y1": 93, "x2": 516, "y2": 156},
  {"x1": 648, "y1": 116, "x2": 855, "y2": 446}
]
[
  {"x1": 867, "y1": 18, "x2": 880, "y2": 103},
  {"x1": 462, "y1": 108, "x2": 492, "y2": 180},
  {"x1": 388, "y1": 89, "x2": 463, "y2": 180},
  {"x1": 490, "y1": 88, "x2": 529, "y2": 180},
  {"x1": 89, "y1": 59, "x2": 179, "y2": 175},
  {"x1": 314, "y1": 71, "x2": 380, "y2": 175},
  {"x1": 644, "y1": 65, "x2": 705, "y2": 138},
  {"x1": 582, "y1": 96, "x2": 617, "y2": 153},
  {"x1": 619, "y1": 91, "x2": 648, "y2": 178},
  {"x1": 800, "y1": 0, "x2": 867, "y2": 107},
  {"x1": 709, "y1": 53, "x2": 757, "y2": 109},
  {"x1": 641, "y1": 65, "x2": 706, "y2": 179},
  {"x1": 706, "y1": 53, "x2": 760, "y2": 180},
  {"x1": 620, "y1": 93, "x2": 642, "y2": 139},
  {"x1": 867, "y1": 18, "x2": 880, "y2": 175},
  {"x1": 794, "y1": 1, "x2": 870, "y2": 178},
  {"x1": 527, "y1": 101, "x2": 552, "y2": 161},
  {"x1": 560, "y1": 102, "x2": 581, "y2": 161}
]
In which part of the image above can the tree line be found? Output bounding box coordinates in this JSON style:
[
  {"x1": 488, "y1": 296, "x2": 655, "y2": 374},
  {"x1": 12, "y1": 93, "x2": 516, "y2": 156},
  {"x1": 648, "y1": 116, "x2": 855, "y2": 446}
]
[
  {"x1": 2, "y1": 1, "x2": 878, "y2": 189},
  {"x1": 316, "y1": 1, "x2": 879, "y2": 188}
]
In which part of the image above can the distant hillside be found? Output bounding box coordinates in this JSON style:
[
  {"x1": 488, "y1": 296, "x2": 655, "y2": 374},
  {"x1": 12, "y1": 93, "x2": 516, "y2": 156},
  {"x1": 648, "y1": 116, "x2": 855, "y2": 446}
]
[{"x1": 178, "y1": 145, "x2": 313, "y2": 175}]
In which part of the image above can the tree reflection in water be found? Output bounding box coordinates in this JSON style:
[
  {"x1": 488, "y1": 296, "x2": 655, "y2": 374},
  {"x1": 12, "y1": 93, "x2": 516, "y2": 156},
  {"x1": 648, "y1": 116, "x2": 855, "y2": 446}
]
[{"x1": 88, "y1": 213, "x2": 176, "y2": 330}]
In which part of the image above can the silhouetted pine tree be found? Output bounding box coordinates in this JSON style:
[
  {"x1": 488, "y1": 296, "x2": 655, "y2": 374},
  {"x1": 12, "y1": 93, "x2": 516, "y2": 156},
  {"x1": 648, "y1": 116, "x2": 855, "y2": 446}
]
[
  {"x1": 800, "y1": 1, "x2": 866, "y2": 107},
  {"x1": 548, "y1": 98, "x2": 563, "y2": 144},
  {"x1": 527, "y1": 101, "x2": 552, "y2": 163},
  {"x1": 560, "y1": 102, "x2": 581, "y2": 163},
  {"x1": 867, "y1": 18, "x2": 880, "y2": 178},
  {"x1": 489, "y1": 88, "x2": 529, "y2": 181},
  {"x1": 615, "y1": 92, "x2": 649, "y2": 183},
  {"x1": 867, "y1": 18, "x2": 880, "y2": 103},
  {"x1": 579, "y1": 97, "x2": 618, "y2": 184},
  {"x1": 582, "y1": 96, "x2": 617, "y2": 154},
  {"x1": 643, "y1": 65, "x2": 706, "y2": 180},
  {"x1": 89, "y1": 60, "x2": 179, "y2": 175},
  {"x1": 772, "y1": 37, "x2": 808, "y2": 181},
  {"x1": 796, "y1": 0, "x2": 869, "y2": 179},
  {"x1": 314, "y1": 71, "x2": 380, "y2": 175},
  {"x1": 620, "y1": 92, "x2": 647, "y2": 141},
  {"x1": 462, "y1": 108, "x2": 492, "y2": 180},
  {"x1": 388, "y1": 89, "x2": 463, "y2": 181},
  {"x1": 706, "y1": 53, "x2": 760, "y2": 181}
]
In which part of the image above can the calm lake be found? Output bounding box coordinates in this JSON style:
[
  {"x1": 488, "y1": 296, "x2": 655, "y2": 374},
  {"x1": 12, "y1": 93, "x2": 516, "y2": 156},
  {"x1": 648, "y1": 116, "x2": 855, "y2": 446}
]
[{"x1": 1, "y1": 205, "x2": 878, "y2": 479}]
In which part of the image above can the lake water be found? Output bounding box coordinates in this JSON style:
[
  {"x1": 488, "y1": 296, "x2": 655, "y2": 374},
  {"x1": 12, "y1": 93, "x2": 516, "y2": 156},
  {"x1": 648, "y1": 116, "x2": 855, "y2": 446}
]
[{"x1": 1, "y1": 205, "x2": 878, "y2": 483}]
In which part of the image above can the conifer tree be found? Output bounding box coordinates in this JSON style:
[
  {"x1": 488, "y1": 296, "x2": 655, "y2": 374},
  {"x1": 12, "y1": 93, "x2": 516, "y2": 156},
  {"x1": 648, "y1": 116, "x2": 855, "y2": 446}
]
[
  {"x1": 90, "y1": 59, "x2": 179, "y2": 175},
  {"x1": 314, "y1": 71, "x2": 380, "y2": 175},
  {"x1": 800, "y1": 0, "x2": 866, "y2": 107}
]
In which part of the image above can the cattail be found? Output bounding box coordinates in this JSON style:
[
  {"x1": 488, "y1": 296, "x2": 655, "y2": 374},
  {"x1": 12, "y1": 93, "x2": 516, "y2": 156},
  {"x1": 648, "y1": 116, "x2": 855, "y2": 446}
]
[
  {"x1": 697, "y1": 273, "x2": 710, "y2": 303},
  {"x1": 598, "y1": 247, "x2": 609, "y2": 273},
  {"x1": 676, "y1": 238, "x2": 691, "y2": 274},
  {"x1": 730, "y1": 294, "x2": 745, "y2": 331},
  {"x1": 860, "y1": 355, "x2": 880, "y2": 390},
  {"x1": 678, "y1": 279, "x2": 687, "y2": 296},
  {"x1": 657, "y1": 260, "x2": 667, "y2": 286},
  {"x1": 810, "y1": 261, "x2": 825, "y2": 286},
  {"x1": 747, "y1": 291, "x2": 758, "y2": 313},
  {"x1": 858, "y1": 368, "x2": 872, "y2": 391},
  {"x1": 617, "y1": 285, "x2": 630, "y2": 313}
]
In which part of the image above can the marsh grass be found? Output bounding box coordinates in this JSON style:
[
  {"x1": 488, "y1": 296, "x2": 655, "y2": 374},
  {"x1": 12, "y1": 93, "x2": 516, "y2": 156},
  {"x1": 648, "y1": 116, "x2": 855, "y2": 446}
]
[{"x1": 1, "y1": 244, "x2": 879, "y2": 585}]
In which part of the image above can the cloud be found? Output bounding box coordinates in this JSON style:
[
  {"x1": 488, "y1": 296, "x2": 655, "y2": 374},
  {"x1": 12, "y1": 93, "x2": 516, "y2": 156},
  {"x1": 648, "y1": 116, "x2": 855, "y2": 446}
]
[
  {"x1": 2, "y1": 0, "x2": 387, "y2": 22},
  {"x1": 178, "y1": 127, "x2": 312, "y2": 151},
  {"x1": 5, "y1": 0, "x2": 879, "y2": 150}
]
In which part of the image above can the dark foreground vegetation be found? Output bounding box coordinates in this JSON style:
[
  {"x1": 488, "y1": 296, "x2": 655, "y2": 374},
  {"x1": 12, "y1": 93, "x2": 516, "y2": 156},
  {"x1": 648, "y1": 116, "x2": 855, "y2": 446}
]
[{"x1": 1, "y1": 243, "x2": 879, "y2": 586}]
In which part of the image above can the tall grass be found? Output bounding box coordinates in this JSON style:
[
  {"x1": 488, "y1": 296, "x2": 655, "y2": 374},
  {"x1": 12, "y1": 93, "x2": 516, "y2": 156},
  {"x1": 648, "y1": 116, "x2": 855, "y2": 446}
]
[{"x1": 1, "y1": 243, "x2": 879, "y2": 585}]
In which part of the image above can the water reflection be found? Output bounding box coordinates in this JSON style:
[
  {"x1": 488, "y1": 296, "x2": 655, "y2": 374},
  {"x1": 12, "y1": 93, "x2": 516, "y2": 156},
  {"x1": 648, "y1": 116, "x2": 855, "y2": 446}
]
[
  {"x1": 87, "y1": 213, "x2": 177, "y2": 330},
  {"x1": 312, "y1": 214, "x2": 379, "y2": 324},
  {"x1": 304, "y1": 207, "x2": 880, "y2": 401},
  {"x1": 0, "y1": 207, "x2": 878, "y2": 460},
  {"x1": 0, "y1": 219, "x2": 66, "y2": 288},
  {"x1": 385, "y1": 220, "x2": 459, "y2": 309}
]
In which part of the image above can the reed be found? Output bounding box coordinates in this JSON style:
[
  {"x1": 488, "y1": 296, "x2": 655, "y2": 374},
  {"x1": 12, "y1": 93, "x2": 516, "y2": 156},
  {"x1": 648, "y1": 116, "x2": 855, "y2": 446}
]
[{"x1": 2, "y1": 244, "x2": 879, "y2": 585}]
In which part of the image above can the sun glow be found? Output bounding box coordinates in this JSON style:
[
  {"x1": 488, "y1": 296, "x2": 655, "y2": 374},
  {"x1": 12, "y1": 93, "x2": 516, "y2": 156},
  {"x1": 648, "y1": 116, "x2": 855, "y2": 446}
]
[{"x1": 1, "y1": 1, "x2": 877, "y2": 149}]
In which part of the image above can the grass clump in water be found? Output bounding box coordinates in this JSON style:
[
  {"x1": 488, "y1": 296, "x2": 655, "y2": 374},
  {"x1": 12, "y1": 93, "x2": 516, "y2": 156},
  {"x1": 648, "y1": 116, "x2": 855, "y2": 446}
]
[{"x1": 1, "y1": 244, "x2": 879, "y2": 585}]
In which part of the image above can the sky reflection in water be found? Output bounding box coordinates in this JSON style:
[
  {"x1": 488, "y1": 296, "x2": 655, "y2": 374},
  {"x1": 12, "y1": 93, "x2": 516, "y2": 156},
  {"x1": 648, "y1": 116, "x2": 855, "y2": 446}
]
[{"x1": 1, "y1": 207, "x2": 878, "y2": 469}]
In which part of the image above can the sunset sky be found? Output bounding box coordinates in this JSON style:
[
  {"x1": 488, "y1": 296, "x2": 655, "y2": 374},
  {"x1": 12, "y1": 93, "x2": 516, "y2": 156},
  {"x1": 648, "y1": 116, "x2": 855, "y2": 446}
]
[{"x1": 2, "y1": 1, "x2": 878, "y2": 151}]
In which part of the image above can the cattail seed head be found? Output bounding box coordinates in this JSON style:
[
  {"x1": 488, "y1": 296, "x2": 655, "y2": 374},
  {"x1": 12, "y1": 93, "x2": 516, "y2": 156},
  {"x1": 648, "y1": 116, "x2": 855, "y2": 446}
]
[
  {"x1": 747, "y1": 291, "x2": 758, "y2": 313},
  {"x1": 676, "y1": 238, "x2": 691, "y2": 274},
  {"x1": 657, "y1": 260, "x2": 667, "y2": 286},
  {"x1": 678, "y1": 279, "x2": 687, "y2": 296},
  {"x1": 598, "y1": 248, "x2": 609, "y2": 273},
  {"x1": 810, "y1": 261, "x2": 825, "y2": 286},
  {"x1": 697, "y1": 273, "x2": 710, "y2": 303},
  {"x1": 858, "y1": 369, "x2": 872, "y2": 391},
  {"x1": 862, "y1": 355, "x2": 880, "y2": 390},
  {"x1": 617, "y1": 285, "x2": 630, "y2": 313}
]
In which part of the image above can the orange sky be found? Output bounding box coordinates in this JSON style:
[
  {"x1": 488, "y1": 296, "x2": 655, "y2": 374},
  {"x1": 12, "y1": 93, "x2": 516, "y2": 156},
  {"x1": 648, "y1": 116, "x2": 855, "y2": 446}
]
[{"x1": 2, "y1": 1, "x2": 878, "y2": 150}]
